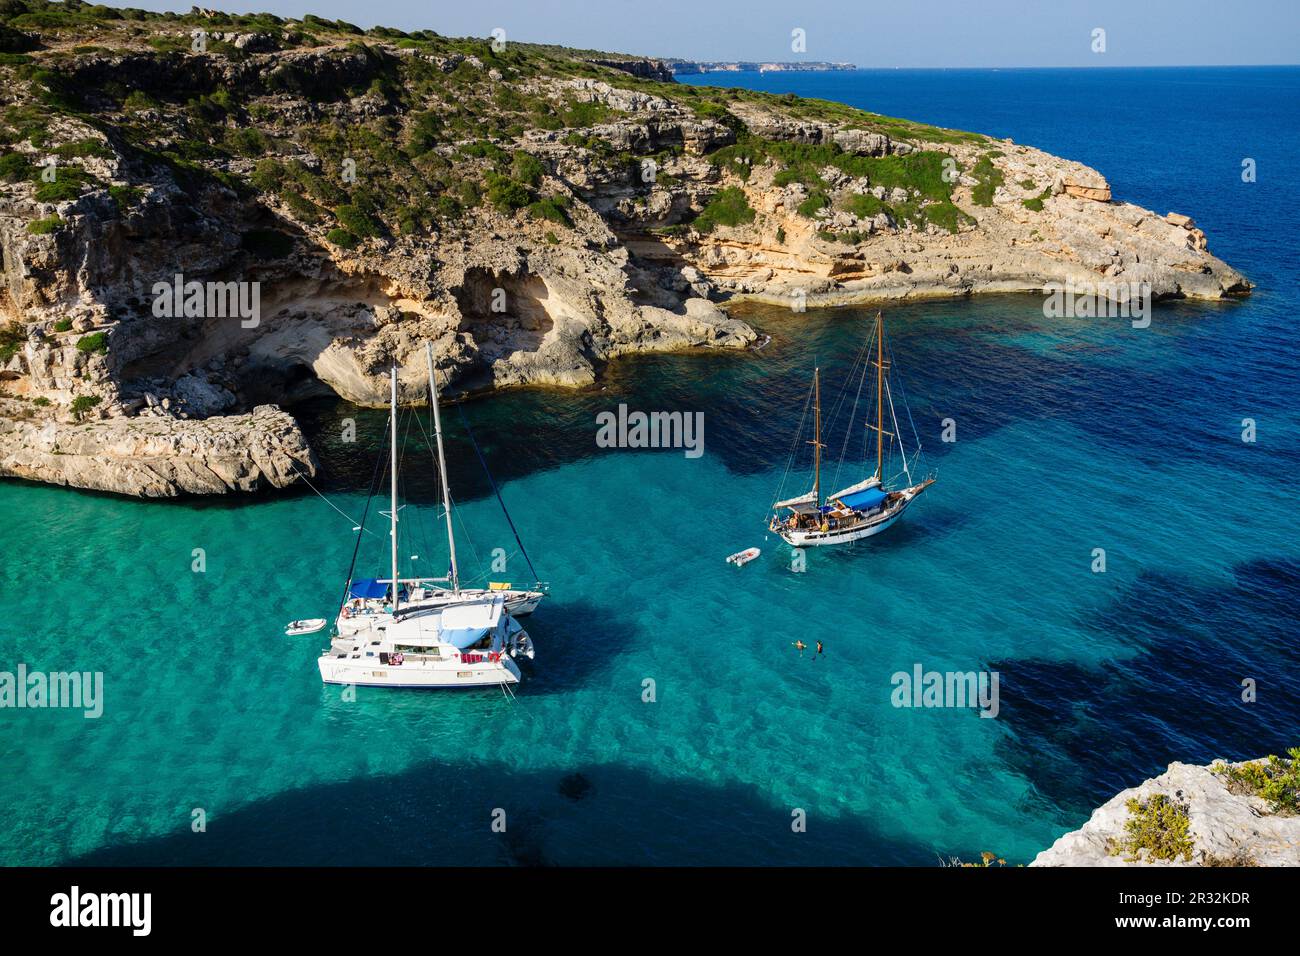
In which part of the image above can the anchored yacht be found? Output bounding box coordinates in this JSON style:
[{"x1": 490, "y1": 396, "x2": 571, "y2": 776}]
[
  {"x1": 320, "y1": 594, "x2": 534, "y2": 688},
  {"x1": 315, "y1": 343, "x2": 542, "y2": 689},
  {"x1": 769, "y1": 311, "x2": 934, "y2": 547}
]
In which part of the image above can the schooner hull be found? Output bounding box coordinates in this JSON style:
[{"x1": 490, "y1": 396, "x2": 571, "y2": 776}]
[
  {"x1": 779, "y1": 506, "x2": 905, "y2": 547},
  {"x1": 776, "y1": 481, "x2": 931, "y2": 547}
]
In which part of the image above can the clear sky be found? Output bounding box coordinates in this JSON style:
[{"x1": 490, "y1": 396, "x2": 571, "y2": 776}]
[{"x1": 121, "y1": 0, "x2": 1300, "y2": 68}]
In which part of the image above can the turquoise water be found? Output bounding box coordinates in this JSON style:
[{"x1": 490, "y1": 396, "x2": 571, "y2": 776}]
[{"x1": 2, "y1": 67, "x2": 1298, "y2": 865}]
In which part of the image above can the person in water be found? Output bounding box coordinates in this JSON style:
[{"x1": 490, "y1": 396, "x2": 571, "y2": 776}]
[
  {"x1": 793, "y1": 640, "x2": 807, "y2": 656},
  {"x1": 816, "y1": 640, "x2": 824, "y2": 657}
]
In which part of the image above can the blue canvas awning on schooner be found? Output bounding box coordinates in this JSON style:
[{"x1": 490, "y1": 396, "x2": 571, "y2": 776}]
[{"x1": 836, "y1": 486, "x2": 888, "y2": 511}]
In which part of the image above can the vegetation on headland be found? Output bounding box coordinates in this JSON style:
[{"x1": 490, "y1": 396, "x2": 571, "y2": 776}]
[
  {"x1": 707, "y1": 137, "x2": 972, "y2": 233},
  {"x1": 1213, "y1": 749, "x2": 1300, "y2": 815},
  {"x1": 692, "y1": 185, "x2": 754, "y2": 233},
  {"x1": 0, "y1": 0, "x2": 996, "y2": 250}
]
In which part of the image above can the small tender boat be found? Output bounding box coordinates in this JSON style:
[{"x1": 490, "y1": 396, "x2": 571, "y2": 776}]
[
  {"x1": 726, "y1": 547, "x2": 761, "y2": 567},
  {"x1": 285, "y1": 619, "x2": 327, "y2": 636}
]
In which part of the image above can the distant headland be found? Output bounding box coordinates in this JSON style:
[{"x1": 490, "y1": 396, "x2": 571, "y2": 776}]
[{"x1": 668, "y1": 60, "x2": 856, "y2": 75}]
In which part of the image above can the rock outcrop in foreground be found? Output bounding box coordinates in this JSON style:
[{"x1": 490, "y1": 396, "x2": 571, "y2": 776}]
[
  {"x1": 0, "y1": 402, "x2": 315, "y2": 496},
  {"x1": 0, "y1": 4, "x2": 1251, "y2": 496},
  {"x1": 1032, "y1": 758, "x2": 1300, "y2": 867}
]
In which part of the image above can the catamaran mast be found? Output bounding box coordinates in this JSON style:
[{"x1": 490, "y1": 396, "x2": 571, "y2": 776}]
[
  {"x1": 876, "y1": 312, "x2": 884, "y2": 482},
  {"x1": 425, "y1": 342, "x2": 459, "y2": 593},
  {"x1": 389, "y1": 365, "x2": 400, "y2": 615}
]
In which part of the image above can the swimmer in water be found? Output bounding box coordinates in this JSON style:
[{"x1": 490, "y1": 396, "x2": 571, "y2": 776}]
[{"x1": 793, "y1": 640, "x2": 807, "y2": 656}]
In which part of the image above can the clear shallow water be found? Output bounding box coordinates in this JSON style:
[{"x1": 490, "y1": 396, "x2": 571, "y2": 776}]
[{"x1": 2, "y1": 68, "x2": 1298, "y2": 866}]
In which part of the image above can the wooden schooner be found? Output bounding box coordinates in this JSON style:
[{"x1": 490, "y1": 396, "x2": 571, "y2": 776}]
[{"x1": 769, "y1": 312, "x2": 934, "y2": 547}]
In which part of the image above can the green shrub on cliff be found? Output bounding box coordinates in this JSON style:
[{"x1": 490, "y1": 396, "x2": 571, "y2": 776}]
[
  {"x1": 510, "y1": 150, "x2": 545, "y2": 187},
  {"x1": 108, "y1": 184, "x2": 142, "y2": 213},
  {"x1": 1214, "y1": 749, "x2": 1300, "y2": 815},
  {"x1": 527, "y1": 194, "x2": 570, "y2": 226},
  {"x1": 485, "y1": 172, "x2": 532, "y2": 213},
  {"x1": 843, "y1": 192, "x2": 888, "y2": 219},
  {"x1": 26, "y1": 213, "x2": 61, "y2": 234},
  {"x1": 33, "y1": 166, "x2": 94, "y2": 202},
  {"x1": 326, "y1": 227, "x2": 358, "y2": 249},
  {"x1": 0, "y1": 149, "x2": 32, "y2": 181},
  {"x1": 0, "y1": 321, "x2": 23, "y2": 361},
  {"x1": 1109, "y1": 794, "x2": 1193, "y2": 862},
  {"x1": 971, "y1": 155, "x2": 1003, "y2": 206},
  {"x1": 75, "y1": 331, "x2": 108, "y2": 354},
  {"x1": 797, "y1": 190, "x2": 830, "y2": 219},
  {"x1": 1021, "y1": 187, "x2": 1052, "y2": 212},
  {"x1": 919, "y1": 199, "x2": 972, "y2": 233},
  {"x1": 693, "y1": 186, "x2": 755, "y2": 233},
  {"x1": 333, "y1": 203, "x2": 380, "y2": 238},
  {"x1": 70, "y1": 394, "x2": 101, "y2": 420}
]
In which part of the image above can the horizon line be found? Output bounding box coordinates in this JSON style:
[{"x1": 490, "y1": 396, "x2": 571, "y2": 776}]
[{"x1": 667, "y1": 62, "x2": 1300, "y2": 73}]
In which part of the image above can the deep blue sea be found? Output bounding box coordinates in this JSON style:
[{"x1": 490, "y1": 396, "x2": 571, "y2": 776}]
[{"x1": 1, "y1": 67, "x2": 1297, "y2": 866}]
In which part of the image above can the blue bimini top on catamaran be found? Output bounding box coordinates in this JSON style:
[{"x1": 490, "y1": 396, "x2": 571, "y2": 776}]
[
  {"x1": 348, "y1": 578, "x2": 391, "y2": 600},
  {"x1": 835, "y1": 487, "x2": 888, "y2": 511}
]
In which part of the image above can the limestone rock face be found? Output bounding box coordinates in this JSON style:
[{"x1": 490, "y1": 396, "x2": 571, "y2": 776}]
[
  {"x1": 1031, "y1": 759, "x2": 1300, "y2": 867},
  {"x1": 0, "y1": 403, "x2": 317, "y2": 498}
]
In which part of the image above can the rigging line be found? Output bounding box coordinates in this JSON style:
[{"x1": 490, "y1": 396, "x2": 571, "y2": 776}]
[
  {"x1": 770, "y1": 373, "x2": 816, "y2": 513},
  {"x1": 449, "y1": 490, "x2": 485, "y2": 580},
  {"x1": 332, "y1": 412, "x2": 391, "y2": 631},
  {"x1": 402, "y1": 407, "x2": 433, "y2": 558},
  {"x1": 830, "y1": 336, "x2": 873, "y2": 493},
  {"x1": 889, "y1": 332, "x2": 927, "y2": 473},
  {"x1": 878, "y1": 323, "x2": 907, "y2": 486},
  {"x1": 823, "y1": 331, "x2": 871, "y2": 439},
  {"x1": 885, "y1": 376, "x2": 911, "y2": 486},
  {"x1": 405, "y1": 405, "x2": 442, "y2": 573},
  {"x1": 292, "y1": 463, "x2": 383, "y2": 539},
  {"x1": 456, "y1": 402, "x2": 541, "y2": 583}
]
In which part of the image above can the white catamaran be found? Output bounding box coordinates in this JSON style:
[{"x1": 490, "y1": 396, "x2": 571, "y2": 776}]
[
  {"x1": 769, "y1": 312, "x2": 934, "y2": 547},
  {"x1": 318, "y1": 344, "x2": 539, "y2": 689}
]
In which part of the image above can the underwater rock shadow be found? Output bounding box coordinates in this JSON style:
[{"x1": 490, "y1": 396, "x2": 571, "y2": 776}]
[
  {"x1": 63, "y1": 756, "x2": 934, "y2": 866},
  {"x1": 988, "y1": 555, "x2": 1300, "y2": 825}
]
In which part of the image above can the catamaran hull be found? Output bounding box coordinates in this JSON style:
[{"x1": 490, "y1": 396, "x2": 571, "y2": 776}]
[{"x1": 318, "y1": 656, "x2": 522, "y2": 688}]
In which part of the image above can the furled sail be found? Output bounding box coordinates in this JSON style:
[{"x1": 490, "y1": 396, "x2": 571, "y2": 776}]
[
  {"x1": 825, "y1": 475, "x2": 881, "y2": 502},
  {"x1": 774, "y1": 490, "x2": 818, "y2": 511}
]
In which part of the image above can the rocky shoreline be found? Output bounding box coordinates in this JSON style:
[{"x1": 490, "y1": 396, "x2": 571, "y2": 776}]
[
  {"x1": 1032, "y1": 756, "x2": 1300, "y2": 867},
  {"x1": 0, "y1": 9, "x2": 1251, "y2": 497},
  {"x1": 0, "y1": 400, "x2": 315, "y2": 496}
]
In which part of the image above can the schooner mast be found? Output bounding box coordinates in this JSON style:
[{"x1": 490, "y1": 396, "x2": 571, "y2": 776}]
[
  {"x1": 870, "y1": 311, "x2": 890, "y2": 482},
  {"x1": 809, "y1": 367, "x2": 823, "y2": 508}
]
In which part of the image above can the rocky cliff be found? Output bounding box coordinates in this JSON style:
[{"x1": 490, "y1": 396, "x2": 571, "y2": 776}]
[
  {"x1": 0, "y1": 3, "x2": 1250, "y2": 496},
  {"x1": 1032, "y1": 755, "x2": 1300, "y2": 867}
]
